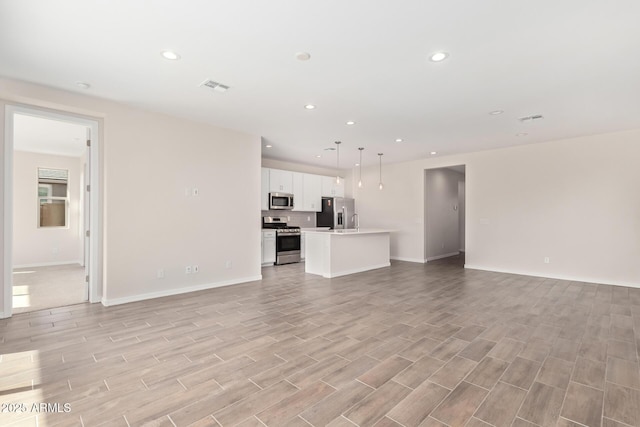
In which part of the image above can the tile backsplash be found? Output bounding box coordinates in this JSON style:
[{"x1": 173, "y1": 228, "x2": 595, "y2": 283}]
[{"x1": 261, "y1": 210, "x2": 317, "y2": 228}]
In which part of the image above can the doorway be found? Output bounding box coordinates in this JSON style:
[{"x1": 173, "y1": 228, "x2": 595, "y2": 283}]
[
  {"x1": 3, "y1": 105, "x2": 100, "y2": 317},
  {"x1": 424, "y1": 165, "x2": 466, "y2": 264}
]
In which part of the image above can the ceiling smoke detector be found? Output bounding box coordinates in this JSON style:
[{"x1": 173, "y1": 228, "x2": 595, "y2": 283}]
[
  {"x1": 200, "y1": 79, "x2": 230, "y2": 93},
  {"x1": 518, "y1": 114, "x2": 544, "y2": 122}
]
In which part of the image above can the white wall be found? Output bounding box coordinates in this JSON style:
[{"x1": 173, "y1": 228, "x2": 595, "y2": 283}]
[
  {"x1": 424, "y1": 168, "x2": 461, "y2": 261},
  {"x1": 13, "y1": 151, "x2": 82, "y2": 267},
  {"x1": 349, "y1": 159, "x2": 425, "y2": 263},
  {"x1": 356, "y1": 130, "x2": 640, "y2": 287},
  {"x1": 1, "y1": 77, "x2": 262, "y2": 311}
]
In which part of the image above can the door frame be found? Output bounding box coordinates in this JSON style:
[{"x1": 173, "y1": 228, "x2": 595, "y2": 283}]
[
  {"x1": 3, "y1": 104, "x2": 101, "y2": 317},
  {"x1": 423, "y1": 165, "x2": 466, "y2": 262}
]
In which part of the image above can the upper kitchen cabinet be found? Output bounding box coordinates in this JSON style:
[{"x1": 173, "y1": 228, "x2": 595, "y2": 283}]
[
  {"x1": 269, "y1": 169, "x2": 293, "y2": 193},
  {"x1": 261, "y1": 168, "x2": 270, "y2": 210},
  {"x1": 303, "y1": 173, "x2": 322, "y2": 211},
  {"x1": 292, "y1": 172, "x2": 304, "y2": 211},
  {"x1": 321, "y1": 175, "x2": 345, "y2": 197}
]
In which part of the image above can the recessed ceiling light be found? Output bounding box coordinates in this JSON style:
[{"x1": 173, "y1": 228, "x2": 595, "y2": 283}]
[
  {"x1": 316, "y1": 155, "x2": 321, "y2": 158},
  {"x1": 76, "y1": 81, "x2": 91, "y2": 90},
  {"x1": 265, "y1": 144, "x2": 272, "y2": 148},
  {"x1": 429, "y1": 51, "x2": 449, "y2": 62},
  {"x1": 355, "y1": 163, "x2": 360, "y2": 166},
  {"x1": 161, "y1": 50, "x2": 181, "y2": 60},
  {"x1": 516, "y1": 133, "x2": 528, "y2": 137},
  {"x1": 295, "y1": 52, "x2": 311, "y2": 61},
  {"x1": 346, "y1": 121, "x2": 356, "y2": 125},
  {"x1": 395, "y1": 138, "x2": 403, "y2": 143},
  {"x1": 430, "y1": 151, "x2": 437, "y2": 155},
  {"x1": 304, "y1": 104, "x2": 316, "y2": 110},
  {"x1": 489, "y1": 110, "x2": 504, "y2": 115}
]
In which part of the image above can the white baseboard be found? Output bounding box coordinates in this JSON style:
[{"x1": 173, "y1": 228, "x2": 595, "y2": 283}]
[
  {"x1": 426, "y1": 252, "x2": 460, "y2": 262},
  {"x1": 325, "y1": 263, "x2": 391, "y2": 278},
  {"x1": 390, "y1": 256, "x2": 426, "y2": 264},
  {"x1": 464, "y1": 264, "x2": 640, "y2": 289},
  {"x1": 0, "y1": 311, "x2": 7, "y2": 319},
  {"x1": 13, "y1": 260, "x2": 82, "y2": 269},
  {"x1": 101, "y1": 275, "x2": 263, "y2": 307}
]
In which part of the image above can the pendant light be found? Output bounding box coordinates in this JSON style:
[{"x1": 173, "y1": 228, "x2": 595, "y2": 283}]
[
  {"x1": 335, "y1": 141, "x2": 341, "y2": 184},
  {"x1": 378, "y1": 153, "x2": 384, "y2": 190},
  {"x1": 357, "y1": 147, "x2": 364, "y2": 188}
]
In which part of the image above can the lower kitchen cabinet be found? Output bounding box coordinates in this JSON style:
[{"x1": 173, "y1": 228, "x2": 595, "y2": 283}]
[
  {"x1": 301, "y1": 233, "x2": 306, "y2": 261},
  {"x1": 262, "y1": 230, "x2": 276, "y2": 265}
]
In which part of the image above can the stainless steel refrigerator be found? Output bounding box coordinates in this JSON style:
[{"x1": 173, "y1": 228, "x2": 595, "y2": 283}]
[{"x1": 316, "y1": 197, "x2": 356, "y2": 229}]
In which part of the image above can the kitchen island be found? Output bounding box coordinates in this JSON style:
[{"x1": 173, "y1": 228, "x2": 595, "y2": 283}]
[{"x1": 303, "y1": 229, "x2": 392, "y2": 278}]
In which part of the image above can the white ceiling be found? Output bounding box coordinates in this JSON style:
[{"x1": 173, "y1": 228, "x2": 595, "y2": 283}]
[
  {"x1": 2, "y1": 1, "x2": 640, "y2": 169},
  {"x1": 13, "y1": 114, "x2": 86, "y2": 157}
]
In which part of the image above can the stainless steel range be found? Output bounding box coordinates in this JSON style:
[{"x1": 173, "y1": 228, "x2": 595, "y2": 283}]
[{"x1": 262, "y1": 217, "x2": 301, "y2": 265}]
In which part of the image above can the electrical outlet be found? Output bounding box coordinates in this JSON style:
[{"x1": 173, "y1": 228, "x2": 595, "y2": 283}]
[
  {"x1": 185, "y1": 266, "x2": 192, "y2": 274},
  {"x1": 225, "y1": 260, "x2": 232, "y2": 269},
  {"x1": 193, "y1": 265, "x2": 199, "y2": 273},
  {"x1": 544, "y1": 257, "x2": 550, "y2": 264},
  {"x1": 307, "y1": 216, "x2": 311, "y2": 221},
  {"x1": 157, "y1": 269, "x2": 165, "y2": 279}
]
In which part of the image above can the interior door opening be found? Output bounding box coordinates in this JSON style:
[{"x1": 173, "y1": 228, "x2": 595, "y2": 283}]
[
  {"x1": 3, "y1": 105, "x2": 100, "y2": 317},
  {"x1": 424, "y1": 165, "x2": 466, "y2": 265}
]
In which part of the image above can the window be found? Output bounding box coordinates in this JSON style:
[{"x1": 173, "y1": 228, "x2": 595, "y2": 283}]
[{"x1": 38, "y1": 168, "x2": 69, "y2": 228}]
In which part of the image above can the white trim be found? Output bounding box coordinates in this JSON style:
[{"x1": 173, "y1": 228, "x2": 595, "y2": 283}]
[
  {"x1": 464, "y1": 264, "x2": 640, "y2": 289},
  {"x1": 322, "y1": 263, "x2": 391, "y2": 278},
  {"x1": 3, "y1": 107, "x2": 14, "y2": 318},
  {"x1": 13, "y1": 260, "x2": 82, "y2": 269},
  {"x1": 390, "y1": 256, "x2": 426, "y2": 263},
  {"x1": 426, "y1": 252, "x2": 460, "y2": 262},
  {"x1": 3, "y1": 105, "x2": 102, "y2": 317},
  {"x1": 0, "y1": 311, "x2": 6, "y2": 319},
  {"x1": 101, "y1": 275, "x2": 263, "y2": 307}
]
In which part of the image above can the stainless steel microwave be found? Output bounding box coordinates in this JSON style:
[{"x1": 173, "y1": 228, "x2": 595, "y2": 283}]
[{"x1": 269, "y1": 192, "x2": 294, "y2": 210}]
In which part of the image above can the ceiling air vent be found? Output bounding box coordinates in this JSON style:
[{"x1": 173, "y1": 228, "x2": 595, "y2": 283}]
[
  {"x1": 200, "y1": 79, "x2": 230, "y2": 93},
  {"x1": 518, "y1": 114, "x2": 544, "y2": 122}
]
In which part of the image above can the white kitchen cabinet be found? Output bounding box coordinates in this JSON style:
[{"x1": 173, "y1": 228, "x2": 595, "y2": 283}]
[
  {"x1": 292, "y1": 172, "x2": 304, "y2": 211},
  {"x1": 301, "y1": 232, "x2": 306, "y2": 260},
  {"x1": 303, "y1": 173, "x2": 322, "y2": 211},
  {"x1": 321, "y1": 175, "x2": 345, "y2": 197},
  {"x1": 269, "y1": 169, "x2": 293, "y2": 193},
  {"x1": 261, "y1": 168, "x2": 270, "y2": 211},
  {"x1": 262, "y1": 230, "x2": 276, "y2": 265}
]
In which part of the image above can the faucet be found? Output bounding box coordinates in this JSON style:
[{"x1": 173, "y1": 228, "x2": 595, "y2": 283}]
[{"x1": 352, "y1": 213, "x2": 360, "y2": 230}]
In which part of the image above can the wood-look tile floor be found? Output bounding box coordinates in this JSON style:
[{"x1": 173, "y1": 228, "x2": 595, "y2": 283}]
[{"x1": 1, "y1": 257, "x2": 639, "y2": 427}]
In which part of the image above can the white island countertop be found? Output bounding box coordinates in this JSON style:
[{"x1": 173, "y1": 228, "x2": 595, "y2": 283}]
[
  {"x1": 304, "y1": 229, "x2": 392, "y2": 278},
  {"x1": 303, "y1": 228, "x2": 392, "y2": 235}
]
